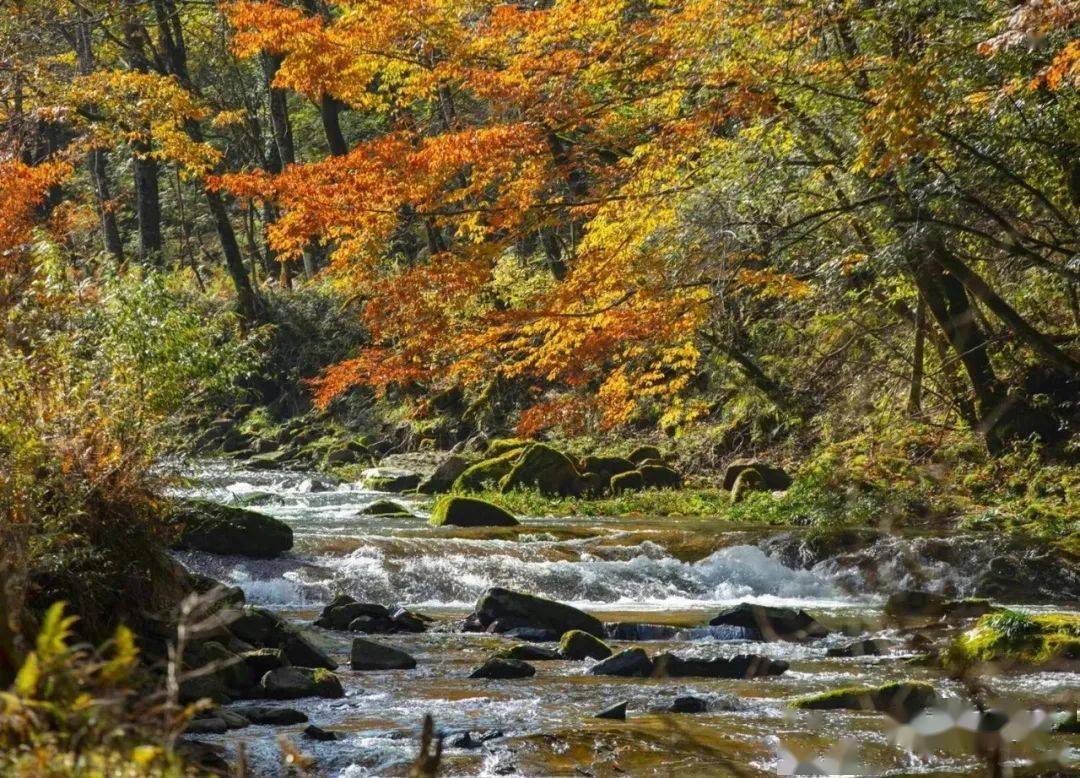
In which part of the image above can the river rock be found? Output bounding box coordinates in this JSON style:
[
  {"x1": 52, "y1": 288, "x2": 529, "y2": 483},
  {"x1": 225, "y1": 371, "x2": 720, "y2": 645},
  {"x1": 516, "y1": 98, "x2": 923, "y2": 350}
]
[
  {"x1": 606, "y1": 623, "x2": 682, "y2": 641},
  {"x1": 350, "y1": 638, "x2": 417, "y2": 670},
  {"x1": 500, "y1": 626, "x2": 560, "y2": 642},
  {"x1": 449, "y1": 730, "x2": 504, "y2": 749},
  {"x1": 469, "y1": 658, "x2": 536, "y2": 679},
  {"x1": 610, "y1": 470, "x2": 644, "y2": 493},
  {"x1": 594, "y1": 701, "x2": 628, "y2": 720},
  {"x1": 303, "y1": 725, "x2": 339, "y2": 741},
  {"x1": 316, "y1": 599, "x2": 391, "y2": 630},
  {"x1": 722, "y1": 459, "x2": 792, "y2": 491},
  {"x1": 472, "y1": 587, "x2": 605, "y2": 638},
  {"x1": 232, "y1": 705, "x2": 309, "y2": 725},
  {"x1": 185, "y1": 717, "x2": 228, "y2": 735},
  {"x1": 651, "y1": 652, "x2": 788, "y2": 678},
  {"x1": 282, "y1": 634, "x2": 336, "y2": 670},
  {"x1": 639, "y1": 464, "x2": 681, "y2": 489},
  {"x1": 361, "y1": 467, "x2": 421, "y2": 492},
  {"x1": 589, "y1": 648, "x2": 654, "y2": 677},
  {"x1": 709, "y1": 603, "x2": 828, "y2": 641},
  {"x1": 628, "y1": 445, "x2": 664, "y2": 464},
  {"x1": 581, "y1": 455, "x2": 637, "y2": 479},
  {"x1": 453, "y1": 449, "x2": 525, "y2": 491},
  {"x1": 793, "y1": 681, "x2": 936, "y2": 723},
  {"x1": 559, "y1": 630, "x2": 612, "y2": 660},
  {"x1": 260, "y1": 667, "x2": 344, "y2": 700},
  {"x1": 826, "y1": 638, "x2": 891, "y2": 658},
  {"x1": 359, "y1": 499, "x2": 413, "y2": 518},
  {"x1": 417, "y1": 454, "x2": 471, "y2": 494},
  {"x1": 389, "y1": 607, "x2": 430, "y2": 633},
  {"x1": 670, "y1": 696, "x2": 708, "y2": 713},
  {"x1": 217, "y1": 710, "x2": 252, "y2": 729},
  {"x1": 500, "y1": 443, "x2": 582, "y2": 496},
  {"x1": 497, "y1": 644, "x2": 562, "y2": 661},
  {"x1": 730, "y1": 468, "x2": 768, "y2": 503},
  {"x1": 430, "y1": 496, "x2": 519, "y2": 527},
  {"x1": 172, "y1": 499, "x2": 293, "y2": 558}
]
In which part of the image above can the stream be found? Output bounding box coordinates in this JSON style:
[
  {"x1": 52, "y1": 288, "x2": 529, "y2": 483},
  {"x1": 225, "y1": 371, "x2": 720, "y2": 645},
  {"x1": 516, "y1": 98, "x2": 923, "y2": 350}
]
[{"x1": 172, "y1": 461, "x2": 1079, "y2": 776}]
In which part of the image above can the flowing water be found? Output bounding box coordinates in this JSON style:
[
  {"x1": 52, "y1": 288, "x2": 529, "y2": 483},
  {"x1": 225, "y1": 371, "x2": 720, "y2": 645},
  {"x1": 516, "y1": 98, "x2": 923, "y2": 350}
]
[{"x1": 172, "y1": 462, "x2": 1079, "y2": 776}]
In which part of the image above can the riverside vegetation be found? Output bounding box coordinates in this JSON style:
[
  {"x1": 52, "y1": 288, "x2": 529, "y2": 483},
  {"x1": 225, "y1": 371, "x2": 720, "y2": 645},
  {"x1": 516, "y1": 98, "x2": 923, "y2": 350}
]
[{"x1": 2, "y1": 0, "x2": 1079, "y2": 775}]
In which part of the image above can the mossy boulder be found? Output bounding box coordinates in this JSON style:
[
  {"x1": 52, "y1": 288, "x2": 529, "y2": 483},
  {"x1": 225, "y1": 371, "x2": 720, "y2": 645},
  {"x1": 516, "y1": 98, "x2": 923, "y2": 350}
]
[
  {"x1": 173, "y1": 499, "x2": 293, "y2": 558},
  {"x1": 359, "y1": 499, "x2": 414, "y2": 518},
  {"x1": 639, "y1": 464, "x2": 681, "y2": 489},
  {"x1": 946, "y1": 610, "x2": 1080, "y2": 668},
  {"x1": 485, "y1": 438, "x2": 531, "y2": 458},
  {"x1": 361, "y1": 468, "x2": 422, "y2": 493},
  {"x1": 417, "y1": 454, "x2": 471, "y2": 494},
  {"x1": 792, "y1": 681, "x2": 937, "y2": 723},
  {"x1": 260, "y1": 667, "x2": 344, "y2": 700},
  {"x1": 500, "y1": 443, "x2": 582, "y2": 496},
  {"x1": 723, "y1": 459, "x2": 792, "y2": 491},
  {"x1": 496, "y1": 644, "x2": 562, "y2": 661},
  {"x1": 730, "y1": 467, "x2": 767, "y2": 503},
  {"x1": 628, "y1": 445, "x2": 664, "y2": 465},
  {"x1": 581, "y1": 455, "x2": 637, "y2": 479},
  {"x1": 578, "y1": 471, "x2": 610, "y2": 497},
  {"x1": 429, "y1": 496, "x2": 519, "y2": 527},
  {"x1": 453, "y1": 448, "x2": 525, "y2": 491},
  {"x1": 559, "y1": 630, "x2": 612, "y2": 660},
  {"x1": 610, "y1": 470, "x2": 645, "y2": 494}
]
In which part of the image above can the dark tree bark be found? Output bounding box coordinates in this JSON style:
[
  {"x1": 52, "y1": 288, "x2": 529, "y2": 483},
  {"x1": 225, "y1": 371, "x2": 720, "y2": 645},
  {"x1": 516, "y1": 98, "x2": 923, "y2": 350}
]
[
  {"x1": 908, "y1": 294, "x2": 925, "y2": 416},
  {"x1": 320, "y1": 96, "x2": 348, "y2": 157}
]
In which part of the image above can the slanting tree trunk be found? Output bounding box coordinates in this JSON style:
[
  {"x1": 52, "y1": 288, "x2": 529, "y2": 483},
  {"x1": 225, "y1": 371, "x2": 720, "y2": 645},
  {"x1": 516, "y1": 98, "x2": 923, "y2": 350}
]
[
  {"x1": 931, "y1": 240, "x2": 1080, "y2": 379},
  {"x1": 320, "y1": 96, "x2": 348, "y2": 157}
]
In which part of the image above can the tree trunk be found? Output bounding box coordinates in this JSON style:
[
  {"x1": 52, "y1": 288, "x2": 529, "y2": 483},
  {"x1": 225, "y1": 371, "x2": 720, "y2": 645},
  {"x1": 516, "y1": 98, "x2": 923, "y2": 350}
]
[
  {"x1": 320, "y1": 96, "x2": 348, "y2": 157},
  {"x1": 908, "y1": 293, "x2": 925, "y2": 416},
  {"x1": 132, "y1": 145, "x2": 163, "y2": 264},
  {"x1": 931, "y1": 240, "x2": 1080, "y2": 379}
]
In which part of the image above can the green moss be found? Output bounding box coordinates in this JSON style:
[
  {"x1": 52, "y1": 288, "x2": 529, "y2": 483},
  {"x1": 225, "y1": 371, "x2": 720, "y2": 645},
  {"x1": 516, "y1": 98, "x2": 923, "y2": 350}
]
[
  {"x1": 485, "y1": 438, "x2": 531, "y2": 458},
  {"x1": 453, "y1": 448, "x2": 526, "y2": 491},
  {"x1": 947, "y1": 610, "x2": 1080, "y2": 666},
  {"x1": 792, "y1": 681, "x2": 936, "y2": 721},
  {"x1": 464, "y1": 487, "x2": 733, "y2": 518},
  {"x1": 429, "y1": 495, "x2": 519, "y2": 527}
]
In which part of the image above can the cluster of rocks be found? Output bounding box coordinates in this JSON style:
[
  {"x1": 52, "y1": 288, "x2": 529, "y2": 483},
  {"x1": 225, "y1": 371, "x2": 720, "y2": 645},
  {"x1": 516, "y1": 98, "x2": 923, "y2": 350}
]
[
  {"x1": 190, "y1": 406, "x2": 375, "y2": 472},
  {"x1": 313, "y1": 594, "x2": 431, "y2": 635}
]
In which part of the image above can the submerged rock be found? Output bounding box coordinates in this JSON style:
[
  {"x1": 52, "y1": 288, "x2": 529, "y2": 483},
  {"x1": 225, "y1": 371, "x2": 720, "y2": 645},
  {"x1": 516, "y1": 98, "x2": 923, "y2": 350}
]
[
  {"x1": 303, "y1": 724, "x2": 339, "y2": 741},
  {"x1": 884, "y1": 590, "x2": 948, "y2": 620},
  {"x1": 469, "y1": 657, "x2": 536, "y2": 679},
  {"x1": 260, "y1": 667, "x2": 344, "y2": 700},
  {"x1": 359, "y1": 499, "x2": 414, "y2": 518},
  {"x1": 651, "y1": 652, "x2": 788, "y2": 678},
  {"x1": 449, "y1": 730, "x2": 504, "y2": 749},
  {"x1": 350, "y1": 638, "x2": 417, "y2": 671},
  {"x1": 559, "y1": 630, "x2": 612, "y2": 660},
  {"x1": 589, "y1": 648, "x2": 653, "y2": 677},
  {"x1": 826, "y1": 638, "x2": 892, "y2": 658},
  {"x1": 172, "y1": 499, "x2": 293, "y2": 558},
  {"x1": 497, "y1": 644, "x2": 562, "y2": 661},
  {"x1": 232, "y1": 705, "x2": 308, "y2": 725},
  {"x1": 670, "y1": 696, "x2": 708, "y2": 713},
  {"x1": 792, "y1": 681, "x2": 937, "y2": 723},
  {"x1": 709, "y1": 603, "x2": 828, "y2": 642},
  {"x1": 606, "y1": 623, "x2": 681, "y2": 641},
  {"x1": 472, "y1": 587, "x2": 605, "y2": 638},
  {"x1": 594, "y1": 701, "x2": 628, "y2": 720},
  {"x1": 429, "y1": 496, "x2": 519, "y2": 527}
]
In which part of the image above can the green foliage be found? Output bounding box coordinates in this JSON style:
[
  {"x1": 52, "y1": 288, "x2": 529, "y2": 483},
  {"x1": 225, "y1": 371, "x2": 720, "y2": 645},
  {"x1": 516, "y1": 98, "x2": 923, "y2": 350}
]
[{"x1": 0, "y1": 603, "x2": 190, "y2": 777}]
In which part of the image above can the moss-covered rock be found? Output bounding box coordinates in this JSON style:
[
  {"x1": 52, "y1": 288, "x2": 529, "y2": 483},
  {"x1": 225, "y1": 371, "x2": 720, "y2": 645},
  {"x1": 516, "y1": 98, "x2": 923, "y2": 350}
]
[
  {"x1": 359, "y1": 499, "x2": 414, "y2": 518},
  {"x1": 792, "y1": 681, "x2": 937, "y2": 722},
  {"x1": 639, "y1": 464, "x2": 681, "y2": 489},
  {"x1": 453, "y1": 448, "x2": 525, "y2": 491},
  {"x1": 172, "y1": 499, "x2": 293, "y2": 558},
  {"x1": 260, "y1": 667, "x2": 344, "y2": 700},
  {"x1": 500, "y1": 443, "x2": 582, "y2": 496},
  {"x1": 485, "y1": 438, "x2": 531, "y2": 458},
  {"x1": 628, "y1": 445, "x2": 664, "y2": 465},
  {"x1": 723, "y1": 459, "x2": 792, "y2": 491},
  {"x1": 429, "y1": 496, "x2": 520, "y2": 527},
  {"x1": 559, "y1": 629, "x2": 612, "y2": 660},
  {"x1": 610, "y1": 470, "x2": 644, "y2": 493},
  {"x1": 361, "y1": 468, "x2": 421, "y2": 492},
  {"x1": 417, "y1": 454, "x2": 471, "y2": 494},
  {"x1": 581, "y1": 455, "x2": 637, "y2": 479},
  {"x1": 730, "y1": 467, "x2": 766, "y2": 503},
  {"x1": 946, "y1": 610, "x2": 1080, "y2": 667}
]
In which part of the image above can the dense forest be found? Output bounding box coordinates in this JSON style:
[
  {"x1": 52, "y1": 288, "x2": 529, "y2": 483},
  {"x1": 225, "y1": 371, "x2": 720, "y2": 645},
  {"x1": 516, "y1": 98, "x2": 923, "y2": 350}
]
[{"x1": 1, "y1": 0, "x2": 1078, "y2": 775}]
